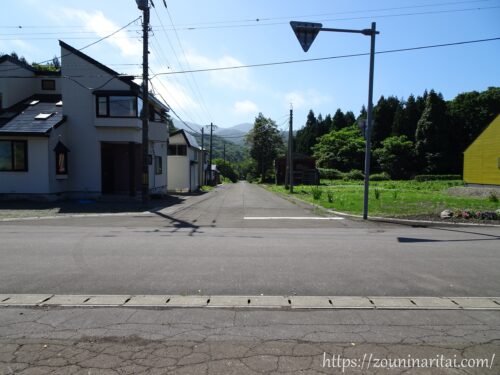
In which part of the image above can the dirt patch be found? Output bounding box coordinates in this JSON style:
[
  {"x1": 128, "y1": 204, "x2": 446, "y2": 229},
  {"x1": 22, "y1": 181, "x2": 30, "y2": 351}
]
[{"x1": 447, "y1": 186, "x2": 500, "y2": 198}]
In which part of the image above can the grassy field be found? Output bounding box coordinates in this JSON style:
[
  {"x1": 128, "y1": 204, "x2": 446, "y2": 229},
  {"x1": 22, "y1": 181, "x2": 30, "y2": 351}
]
[{"x1": 266, "y1": 180, "x2": 500, "y2": 218}]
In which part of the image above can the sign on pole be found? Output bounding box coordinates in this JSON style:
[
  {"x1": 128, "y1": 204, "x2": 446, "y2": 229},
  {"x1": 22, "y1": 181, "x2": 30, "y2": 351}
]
[{"x1": 290, "y1": 21, "x2": 322, "y2": 52}]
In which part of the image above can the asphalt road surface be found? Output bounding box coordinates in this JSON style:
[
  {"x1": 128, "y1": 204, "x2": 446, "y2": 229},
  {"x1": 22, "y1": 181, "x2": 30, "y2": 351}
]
[{"x1": 0, "y1": 181, "x2": 499, "y2": 296}]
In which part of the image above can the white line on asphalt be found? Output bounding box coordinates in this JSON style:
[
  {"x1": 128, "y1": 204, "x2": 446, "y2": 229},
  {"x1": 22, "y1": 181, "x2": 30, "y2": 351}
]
[{"x1": 243, "y1": 216, "x2": 344, "y2": 220}]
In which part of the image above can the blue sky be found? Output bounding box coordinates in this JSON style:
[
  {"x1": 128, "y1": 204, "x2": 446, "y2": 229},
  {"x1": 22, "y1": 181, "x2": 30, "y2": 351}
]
[{"x1": 1, "y1": 0, "x2": 499, "y2": 130}]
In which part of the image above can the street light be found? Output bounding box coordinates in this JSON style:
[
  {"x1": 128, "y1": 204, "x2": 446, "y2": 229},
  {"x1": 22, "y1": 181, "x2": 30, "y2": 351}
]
[{"x1": 290, "y1": 21, "x2": 379, "y2": 220}]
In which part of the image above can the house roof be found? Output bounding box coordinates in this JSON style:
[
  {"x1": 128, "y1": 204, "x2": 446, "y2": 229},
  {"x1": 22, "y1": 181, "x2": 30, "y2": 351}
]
[
  {"x1": 59, "y1": 41, "x2": 169, "y2": 113},
  {"x1": 59, "y1": 40, "x2": 139, "y2": 91},
  {"x1": 170, "y1": 129, "x2": 201, "y2": 150},
  {"x1": 0, "y1": 54, "x2": 61, "y2": 76},
  {"x1": 0, "y1": 95, "x2": 65, "y2": 136}
]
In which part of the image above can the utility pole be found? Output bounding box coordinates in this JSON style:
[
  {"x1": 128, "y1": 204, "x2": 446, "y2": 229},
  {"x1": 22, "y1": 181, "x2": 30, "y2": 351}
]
[
  {"x1": 223, "y1": 142, "x2": 226, "y2": 163},
  {"x1": 137, "y1": 0, "x2": 150, "y2": 204},
  {"x1": 206, "y1": 123, "x2": 216, "y2": 185},
  {"x1": 288, "y1": 106, "x2": 293, "y2": 193},
  {"x1": 201, "y1": 127, "x2": 205, "y2": 186}
]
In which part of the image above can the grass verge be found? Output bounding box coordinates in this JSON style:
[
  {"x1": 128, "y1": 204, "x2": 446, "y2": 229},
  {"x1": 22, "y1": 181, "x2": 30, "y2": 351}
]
[{"x1": 265, "y1": 180, "x2": 499, "y2": 219}]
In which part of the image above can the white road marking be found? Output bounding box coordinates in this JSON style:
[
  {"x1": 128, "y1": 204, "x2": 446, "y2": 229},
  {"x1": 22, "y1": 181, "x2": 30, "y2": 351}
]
[{"x1": 243, "y1": 216, "x2": 344, "y2": 220}]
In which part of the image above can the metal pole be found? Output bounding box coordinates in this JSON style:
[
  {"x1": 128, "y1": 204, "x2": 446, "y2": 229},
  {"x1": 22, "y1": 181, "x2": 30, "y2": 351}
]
[
  {"x1": 288, "y1": 107, "x2": 293, "y2": 193},
  {"x1": 201, "y1": 127, "x2": 205, "y2": 185},
  {"x1": 209, "y1": 122, "x2": 213, "y2": 185},
  {"x1": 141, "y1": 5, "x2": 150, "y2": 204},
  {"x1": 362, "y1": 22, "x2": 376, "y2": 220}
]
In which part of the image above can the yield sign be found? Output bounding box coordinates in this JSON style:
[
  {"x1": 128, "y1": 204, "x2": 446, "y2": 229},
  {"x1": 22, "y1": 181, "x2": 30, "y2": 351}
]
[{"x1": 290, "y1": 21, "x2": 323, "y2": 52}]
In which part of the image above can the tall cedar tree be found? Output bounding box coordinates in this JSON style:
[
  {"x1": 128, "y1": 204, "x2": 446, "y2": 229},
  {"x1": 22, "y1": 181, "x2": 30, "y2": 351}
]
[
  {"x1": 246, "y1": 113, "x2": 284, "y2": 182},
  {"x1": 295, "y1": 110, "x2": 318, "y2": 155},
  {"x1": 371, "y1": 96, "x2": 400, "y2": 148},
  {"x1": 415, "y1": 90, "x2": 451, "y2": 173}
]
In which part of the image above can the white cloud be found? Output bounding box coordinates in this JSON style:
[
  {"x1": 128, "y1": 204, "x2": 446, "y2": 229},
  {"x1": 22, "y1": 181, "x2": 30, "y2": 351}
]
[
  {"x1": 183, "y1": 50, "x2": 252, "y2": 90},
  {"x1": 284, "y1": 89, "x2": 331, "y2": 109},
  {"x1": 233, "y1": 100, "x2": 259, "y2": 116},
  {"x1": 151, "y1": 76, "x2": 199, "y2": 113},
  {"x1": 59, "y1": 8, "x2": 142, "y2": 58}
]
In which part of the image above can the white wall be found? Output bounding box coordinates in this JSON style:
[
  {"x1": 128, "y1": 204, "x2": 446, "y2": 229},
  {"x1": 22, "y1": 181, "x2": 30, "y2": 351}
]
[
  {"x1": 0, "y1": 137, "x2": 50, "y2": 194},
  {"x1": 167, "y1": 156, "x2": 189, "y2": 192},
  {"x1": 0, "y1": 61, "x2": 35, "y2": 109}
]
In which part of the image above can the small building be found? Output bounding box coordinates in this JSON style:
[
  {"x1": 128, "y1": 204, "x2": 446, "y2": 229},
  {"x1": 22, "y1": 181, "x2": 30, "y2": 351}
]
[
  {"x1": 210, "y1": 164, "x2": 221, "y2": 185},
  {"x1": 275, "y1": 153, "x2": 319, "y2": 185},
  {"x1": 167, "y1": 129, "x2": 204, "y2": 192},
  {"x1": 463, "y1": 114, "x2": 500, "y2": 186},
  {"x1": 0, "y1": 42, "x2": 170, "y2": 199}
]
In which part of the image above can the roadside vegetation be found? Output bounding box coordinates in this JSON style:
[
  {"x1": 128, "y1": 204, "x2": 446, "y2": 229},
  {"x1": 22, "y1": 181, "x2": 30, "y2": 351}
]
[{"x1": 267, "y1": 179, "x2": 499, "y2": 218}]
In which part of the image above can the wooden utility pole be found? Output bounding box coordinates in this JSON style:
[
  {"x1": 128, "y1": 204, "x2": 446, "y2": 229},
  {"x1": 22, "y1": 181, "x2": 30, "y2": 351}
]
[
  {"x1": 206, "y1": 123, "x2": 216, "y2": 185},
  {"x1": 223, "y1": 142, "x2": 226, "y2": 163}
]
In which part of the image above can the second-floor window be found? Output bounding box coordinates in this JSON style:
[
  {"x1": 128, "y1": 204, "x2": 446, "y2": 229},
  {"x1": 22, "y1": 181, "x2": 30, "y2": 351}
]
[
  {"x1": 168, "y1": 144, "x2": 187, "y2": 156},
  {"x1": 96, "y1": 95, "x2": 138, "y2": 118}
]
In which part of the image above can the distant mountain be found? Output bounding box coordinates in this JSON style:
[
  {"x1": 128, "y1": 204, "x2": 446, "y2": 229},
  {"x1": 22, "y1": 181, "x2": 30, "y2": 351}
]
[{"x1": 171, "y1": 119, "x2": 202, "y2": 133}]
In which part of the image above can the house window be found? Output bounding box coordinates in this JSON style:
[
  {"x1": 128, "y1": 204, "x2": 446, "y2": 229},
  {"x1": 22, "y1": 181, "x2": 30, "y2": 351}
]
[
  {"x1": 41, "y1": 79, "x2": 56, "y2": 91},
  {"x1": 168, "y1": 144, "x2": 187, "y2": 156},
  {"x1": 53, "y1": 141, "x2": 70, "y2": 175},
  {"x1": 96, "y1": 95, "x2": 138, "y2": 118},
  {"x1": 155, "y1": 156, "x2": 162, "y2": 174},
  {"x1": 0, "y1": 140, "x2": 28, "y2": 171}
]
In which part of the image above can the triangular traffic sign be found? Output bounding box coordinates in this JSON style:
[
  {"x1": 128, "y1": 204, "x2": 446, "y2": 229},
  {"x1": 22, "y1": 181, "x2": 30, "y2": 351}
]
[{"x1": 290, "y1": 21, "x2": 322, "y2": 52}]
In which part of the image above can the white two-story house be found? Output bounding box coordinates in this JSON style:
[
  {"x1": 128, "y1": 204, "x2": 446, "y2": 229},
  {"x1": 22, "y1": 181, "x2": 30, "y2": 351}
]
[{"x1": 0, "y1": 41, "x2": 170, "y2": 199}]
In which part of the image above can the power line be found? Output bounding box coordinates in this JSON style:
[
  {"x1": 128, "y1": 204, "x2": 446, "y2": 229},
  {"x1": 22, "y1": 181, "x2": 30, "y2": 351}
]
[
  {"x1": 161, "y1": 4, "x2": 214, "y2": 123},
  {"x1": 150, "y1": 37, "x2": 500, "y2": 77},
  {"x1": 153, "y1": 4, "x2": 500, "y2": 31},
  {"x1": 0, "y1": 16, "x2": 141, "y2": 73},
  {"x1": 151, "y1": 5, "x2": 210, "y2": 125}
]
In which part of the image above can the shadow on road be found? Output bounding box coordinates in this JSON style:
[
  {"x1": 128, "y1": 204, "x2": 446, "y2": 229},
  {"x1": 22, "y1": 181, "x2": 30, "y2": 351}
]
[{"x1": 398, "y1": 225, "x2": 500, "y2": 243}]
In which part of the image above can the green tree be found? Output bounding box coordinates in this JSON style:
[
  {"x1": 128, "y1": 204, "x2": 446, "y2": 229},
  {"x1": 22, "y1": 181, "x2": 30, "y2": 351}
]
[
  {"x1": 344, "y1": 111, "x2": 356, "y2": 128},
  {"x1": 213, "y1": 158, "x2": 238, "y2": 182},
  {"x1": 331, "y1": 108, "x2": 347, "y2": 130},
  {"x1": 373, "y1": 135, "x2": 415, "y2": 179},
  {"x1": 312, "y1": 126, "x2": 365, "y2": 171},
  {"x1": 246, "y1": 113, "x2": 284, "y2": 182},
  {"x1": 372, "y1": 95, "x2": 400, "y2": 147},
  {"x1": 415, "y1": 90, "x2": 451, "y2": 173},
  {"x1": 295, "y1": 110, "x2": 318, "y2": 155}
]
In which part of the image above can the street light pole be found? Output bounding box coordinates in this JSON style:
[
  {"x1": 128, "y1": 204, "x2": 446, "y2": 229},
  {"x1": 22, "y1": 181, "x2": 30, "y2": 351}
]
[
  {"x1": 363, "y1": 22, "x2": 377, "y2": 220},
  {"x1": 290, "y1": 21, "x2": 379, "y2": 219}
]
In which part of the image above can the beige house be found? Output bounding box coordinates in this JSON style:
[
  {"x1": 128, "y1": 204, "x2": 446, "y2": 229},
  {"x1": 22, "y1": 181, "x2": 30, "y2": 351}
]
[{"x1": 167, "y1": 129, "x2": 205, "y2": 192}]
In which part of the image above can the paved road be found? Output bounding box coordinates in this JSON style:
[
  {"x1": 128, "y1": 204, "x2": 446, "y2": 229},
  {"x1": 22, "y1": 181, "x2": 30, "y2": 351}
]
[
  {"x1": 0, "y1": 181, "x2": 499, "y2": 296},
  {"x1": 0, "y1": 306, "x2": 499, "y2": 374}
]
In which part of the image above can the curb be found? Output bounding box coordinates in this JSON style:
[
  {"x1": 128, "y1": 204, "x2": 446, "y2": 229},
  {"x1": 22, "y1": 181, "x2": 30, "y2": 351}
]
[
  {"x1": 1, "y1": 294, "x2": 499, "y2": 310},
  {"x1": 265, "y1": 186, "x2": 500, "y2": 228}
]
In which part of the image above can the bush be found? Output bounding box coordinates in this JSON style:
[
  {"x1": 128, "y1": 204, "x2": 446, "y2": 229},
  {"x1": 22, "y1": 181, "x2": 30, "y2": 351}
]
[
  {"x1": 414, "y1": 174, "x2": 462, "y2": 182},
  {"x1": 370, "y1": 172, "x2": 391, "y2": 181},
  {"x1": 327, "y1": 190, "x2": 334, "y2": 203},
  {"x1": 488, "y1": 191, "x2": 499, "y2": 203},
  {"x1": 343, "y1": 169, "x2": 364, "y2": 180},
  {"x1": 311, "y1": 186, "x2": 323, "y2": 200},
  {"x1": 318, "y1": 168, "x2": 344, "y2": 180}
]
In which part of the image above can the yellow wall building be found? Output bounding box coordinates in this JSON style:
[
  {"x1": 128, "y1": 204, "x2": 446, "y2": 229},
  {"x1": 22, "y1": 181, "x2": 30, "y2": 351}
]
[{"x1": 463, "y1": 114, "x2": 500, "y2": 186}]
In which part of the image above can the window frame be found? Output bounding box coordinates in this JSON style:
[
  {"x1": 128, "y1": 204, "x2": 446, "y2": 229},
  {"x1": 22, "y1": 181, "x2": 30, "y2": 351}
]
[
  {"x1": 168, "y1": 144, "x2": 187, "y2": 156},
  {"x1": 95, "y1": 95, "x2": 139, "y2": 118},
  {"x1": 41, "y1": 79, "x2": 56, "y2": 91},
  {"x1": 155, "y1": 155, "x2": 162, "y2": 175},
  {"x1": 55, "y1": 149, "x2": 68, "y2": 175},
  {"x1": 0, "y1": 140, "x2": 28, "y2": 172}
]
